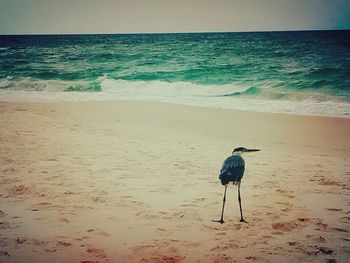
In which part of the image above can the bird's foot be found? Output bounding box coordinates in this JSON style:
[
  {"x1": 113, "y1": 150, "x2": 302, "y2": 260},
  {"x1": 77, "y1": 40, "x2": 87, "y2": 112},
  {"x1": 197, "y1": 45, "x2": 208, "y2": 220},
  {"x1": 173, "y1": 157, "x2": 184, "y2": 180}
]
[
  {"x1": 212, "y1": 219, "x2": 225, "y2": 224},
  {"x1": 240, "y1": 218, "x2": 248, "y2": 223}
]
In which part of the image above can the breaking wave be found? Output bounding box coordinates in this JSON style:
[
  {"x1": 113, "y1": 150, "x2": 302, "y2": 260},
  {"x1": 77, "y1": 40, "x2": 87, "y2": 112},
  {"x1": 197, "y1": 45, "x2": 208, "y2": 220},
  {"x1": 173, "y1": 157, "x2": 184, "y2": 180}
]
[{"x1": 1, "y1": 76, "x2": 349, "y2": 118}]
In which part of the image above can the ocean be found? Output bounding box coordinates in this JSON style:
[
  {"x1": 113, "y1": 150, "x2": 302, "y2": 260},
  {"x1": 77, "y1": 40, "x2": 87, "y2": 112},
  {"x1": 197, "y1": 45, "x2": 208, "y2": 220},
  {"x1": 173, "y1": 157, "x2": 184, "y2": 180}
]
[{"x1": 0, "y1": 31, "x2": 349, "y2": 117}]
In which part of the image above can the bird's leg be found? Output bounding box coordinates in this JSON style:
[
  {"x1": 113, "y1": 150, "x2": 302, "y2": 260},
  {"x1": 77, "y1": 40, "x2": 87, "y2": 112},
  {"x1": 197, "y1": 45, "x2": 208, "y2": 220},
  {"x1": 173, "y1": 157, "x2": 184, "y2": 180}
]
[
  {"x1": 212, "y1": 184, "x2": 227, "y2": 224},
  {"x1": 238, "y1": 182, "x2": 248, "y2": 223}
]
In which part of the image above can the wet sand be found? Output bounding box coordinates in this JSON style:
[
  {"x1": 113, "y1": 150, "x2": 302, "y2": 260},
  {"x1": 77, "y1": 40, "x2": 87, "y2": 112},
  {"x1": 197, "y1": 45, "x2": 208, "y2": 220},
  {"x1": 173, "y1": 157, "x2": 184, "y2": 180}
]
[{"x1": 0, "y1": 101, "x2": 349, "y2": 263}]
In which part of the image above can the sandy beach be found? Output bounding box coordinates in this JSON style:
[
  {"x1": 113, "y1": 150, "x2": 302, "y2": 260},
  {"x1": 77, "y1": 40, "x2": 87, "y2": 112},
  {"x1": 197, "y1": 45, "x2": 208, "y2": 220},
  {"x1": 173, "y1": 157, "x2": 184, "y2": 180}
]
[{"x1": 0, "y1": 100, "x2": 349, "y2": 263}]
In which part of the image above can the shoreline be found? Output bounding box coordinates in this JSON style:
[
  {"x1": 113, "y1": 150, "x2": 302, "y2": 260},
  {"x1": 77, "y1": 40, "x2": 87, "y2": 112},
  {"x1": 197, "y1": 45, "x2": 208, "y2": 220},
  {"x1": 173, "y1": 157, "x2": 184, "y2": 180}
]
[
  {"x1": 0, "y1": 89, "x2": 349, "y2": 119},
  {"x1": 1, "y1": 98, "x2": 350, "y2": 120},
  {"x1": 0, "y1": 100, "x2": 349, "y2": 262}
]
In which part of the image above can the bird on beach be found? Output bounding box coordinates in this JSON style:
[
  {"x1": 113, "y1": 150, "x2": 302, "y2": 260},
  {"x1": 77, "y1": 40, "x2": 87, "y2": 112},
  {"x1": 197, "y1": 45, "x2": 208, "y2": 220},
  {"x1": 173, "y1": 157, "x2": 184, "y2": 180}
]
[{"x1": 213, "y1": 147, "x2": 260, "y2": 224}]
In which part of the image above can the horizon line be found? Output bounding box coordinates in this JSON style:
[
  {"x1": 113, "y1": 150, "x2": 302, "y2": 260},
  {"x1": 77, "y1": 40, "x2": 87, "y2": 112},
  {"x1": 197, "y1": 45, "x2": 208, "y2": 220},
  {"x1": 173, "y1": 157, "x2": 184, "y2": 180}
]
[{"x1": 0, "y1": 28, "x2": 349, "y2": 36}]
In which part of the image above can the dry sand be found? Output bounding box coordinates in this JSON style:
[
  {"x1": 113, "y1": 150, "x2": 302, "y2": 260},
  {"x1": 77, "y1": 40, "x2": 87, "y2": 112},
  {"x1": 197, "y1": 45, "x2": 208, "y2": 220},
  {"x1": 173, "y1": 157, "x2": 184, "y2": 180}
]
[{"x1": 0, "y1": 101, "x2": 349, "y2": 263}]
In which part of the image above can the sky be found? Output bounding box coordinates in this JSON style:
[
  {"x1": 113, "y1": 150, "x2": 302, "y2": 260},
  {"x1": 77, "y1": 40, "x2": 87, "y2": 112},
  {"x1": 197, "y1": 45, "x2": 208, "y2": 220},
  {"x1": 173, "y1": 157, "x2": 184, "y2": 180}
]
[{"x1": 0, "y1": 0, "x2": 349, "y2": 34}]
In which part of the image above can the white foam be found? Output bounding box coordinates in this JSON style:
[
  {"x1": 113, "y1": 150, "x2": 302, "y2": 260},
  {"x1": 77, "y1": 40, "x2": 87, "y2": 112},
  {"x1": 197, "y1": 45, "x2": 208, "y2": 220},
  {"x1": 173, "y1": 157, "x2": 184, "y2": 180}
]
[
  {"x1": 100, "y1": 78, "x2": 248, "y2": 98},
  {"x1": 0, "y1": 77, "x2": 349, "y2": 118},
  {"x1": 0, "y1": 76, "x2": 89, "y2": 92}
]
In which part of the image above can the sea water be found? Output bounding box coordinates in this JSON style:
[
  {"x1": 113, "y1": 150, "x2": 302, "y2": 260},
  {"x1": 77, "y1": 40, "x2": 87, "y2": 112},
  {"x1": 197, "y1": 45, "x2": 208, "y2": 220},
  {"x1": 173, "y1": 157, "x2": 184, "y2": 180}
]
[{"x1": 0, "y1": 31, "x2": 349, "y2": 117}]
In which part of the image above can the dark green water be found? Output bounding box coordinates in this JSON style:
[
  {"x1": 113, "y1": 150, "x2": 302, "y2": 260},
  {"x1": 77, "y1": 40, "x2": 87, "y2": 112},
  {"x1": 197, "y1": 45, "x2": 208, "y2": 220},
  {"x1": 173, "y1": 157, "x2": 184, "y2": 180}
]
[{"x1": 0, "y1": 31, "x2": 349, "y2": 116}]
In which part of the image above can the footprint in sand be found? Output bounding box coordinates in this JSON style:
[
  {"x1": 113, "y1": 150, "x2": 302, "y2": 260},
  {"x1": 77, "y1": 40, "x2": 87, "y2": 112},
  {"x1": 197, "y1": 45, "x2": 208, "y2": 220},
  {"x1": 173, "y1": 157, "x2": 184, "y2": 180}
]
[
  {"x1": 56, "y1": 241, "x2": 72, "y2": 248},
  {"x1": 338, "y1": 216, "x2": 350, "y2": 223},
  {"x1": 306, "y1": 235, "x2": 327, "y2": 243},
  {"x1": 331, "y1": 227, "x2": 349, "y2": 233},
  {"x1": 86, "y1": 246, "x2": 107, "y2": 258},
  {"x1": 317, "y1": 176, "x2": 348, "y2": 189},
  {"x1": 275, "y1": 188, "x2": 295, "y2": 198},
  {"x1": 180, "y1": 203, "x2": 199, "y2": 208},
  {"x1": 210, "y1": 242, "x2": 239, "y2": 252},
  {"x1": 171, "y1": 209, "x2": 202, "y2": 221},
  {"x1": 315, "y1": 246, "x2": 335, "y2": 255},
  {"x1": 0, "y1": 250, "x2": 9, "y2": 256},
  {"x1": 131, "y1": 242, "x2": 184, "y2": 262},
  {"x1": 90, "y1": 196, "x2": 106, "y2": 203},
  {"x1": 155, "y1": 228, "x2": 172, "y2": 236},
  {"x1": 210, "y1": 255, "x2": 234, "y2": 263},
  {"x1": 87, "y1": 229, "x2": 110, "y2": 237},
  {"x1": 287, "y1": 241, "x2": 301, "y2": 246},
  {"x1": 0, "y1": 219, "x2": 18, "y2": 230},
  {"x1": 16, "y1": 237, "x2": 27, "y2": 245},
  {"x1": 272, "y1": 221, "x2": 299, "y2": 232},
  {"x1": 140, "y1": 254, "x2": 184, "y2": 263},
  {"x1": 59, "y1": 217, "x2": 70, "y2": 223},
  {"x1": 194, "y1": 197, "x2": 207, "y2": 202},
  {"x1": 326, "y1": 208, "x2": 343, "y2": 212},
  {"x1": 8, "y1": 184, "x2": 31, "y2": 196},
  {"x1": 312, "y1": 221, "x2": 328, "y2": 231}
]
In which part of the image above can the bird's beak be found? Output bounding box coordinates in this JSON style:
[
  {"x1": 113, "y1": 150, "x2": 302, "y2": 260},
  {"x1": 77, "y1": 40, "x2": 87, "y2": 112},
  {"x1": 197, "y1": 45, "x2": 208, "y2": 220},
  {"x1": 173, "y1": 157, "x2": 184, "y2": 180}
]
[{"x1": 246, "y1": 149, "x2": 260, "y2": 152}]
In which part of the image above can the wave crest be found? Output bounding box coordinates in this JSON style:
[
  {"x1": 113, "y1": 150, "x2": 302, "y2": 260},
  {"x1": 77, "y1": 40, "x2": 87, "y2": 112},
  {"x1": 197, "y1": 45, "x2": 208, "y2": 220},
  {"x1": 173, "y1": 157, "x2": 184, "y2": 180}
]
[
  {"x1": 1, "y1": 76, "x2": 348, "y2": 103},
  {"x1": 0, "y1": 76, "x2": 104, "y2": 92},
  {"x1": 221, "y1": 87, "x2": 262, "y2": 97},
  {"x1": 0, "y1": 76, "x2": 349, "y2": 117}
]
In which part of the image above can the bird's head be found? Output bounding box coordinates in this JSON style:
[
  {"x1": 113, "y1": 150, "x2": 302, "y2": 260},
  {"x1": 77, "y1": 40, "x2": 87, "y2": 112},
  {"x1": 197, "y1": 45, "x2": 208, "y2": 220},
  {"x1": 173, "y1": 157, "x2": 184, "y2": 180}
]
[{"x1": 232, "y1": 147, "x2": 260, "y2": 155}]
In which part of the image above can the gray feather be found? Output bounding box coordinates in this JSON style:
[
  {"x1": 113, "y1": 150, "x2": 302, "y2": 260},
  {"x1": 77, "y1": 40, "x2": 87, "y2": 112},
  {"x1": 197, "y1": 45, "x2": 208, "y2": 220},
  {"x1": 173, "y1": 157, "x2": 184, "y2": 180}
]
[{"x1": 219, "y1": 155, "x2": 245, "y2": 185}]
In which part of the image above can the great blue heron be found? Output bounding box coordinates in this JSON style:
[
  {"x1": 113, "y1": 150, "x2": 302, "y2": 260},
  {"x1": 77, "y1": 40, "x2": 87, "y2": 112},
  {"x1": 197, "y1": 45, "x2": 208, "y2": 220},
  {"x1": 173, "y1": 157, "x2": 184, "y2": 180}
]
[{"x1": 213, "y1": 147, "x2": 260, "y2": 224}]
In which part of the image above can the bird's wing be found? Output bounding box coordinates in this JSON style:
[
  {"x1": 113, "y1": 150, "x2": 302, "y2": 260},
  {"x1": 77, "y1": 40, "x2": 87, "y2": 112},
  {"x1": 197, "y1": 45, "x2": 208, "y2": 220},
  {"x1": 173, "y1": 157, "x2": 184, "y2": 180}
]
[{"x1": 219, "y1": 155, "x2": 245, "y2": 177}]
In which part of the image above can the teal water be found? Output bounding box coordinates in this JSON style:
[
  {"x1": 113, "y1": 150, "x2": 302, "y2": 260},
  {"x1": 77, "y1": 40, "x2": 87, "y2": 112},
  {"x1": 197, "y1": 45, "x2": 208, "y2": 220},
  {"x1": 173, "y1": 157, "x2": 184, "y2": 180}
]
[{"x1": 0, "y1": 31, "x2": 349, "y2": 116}]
